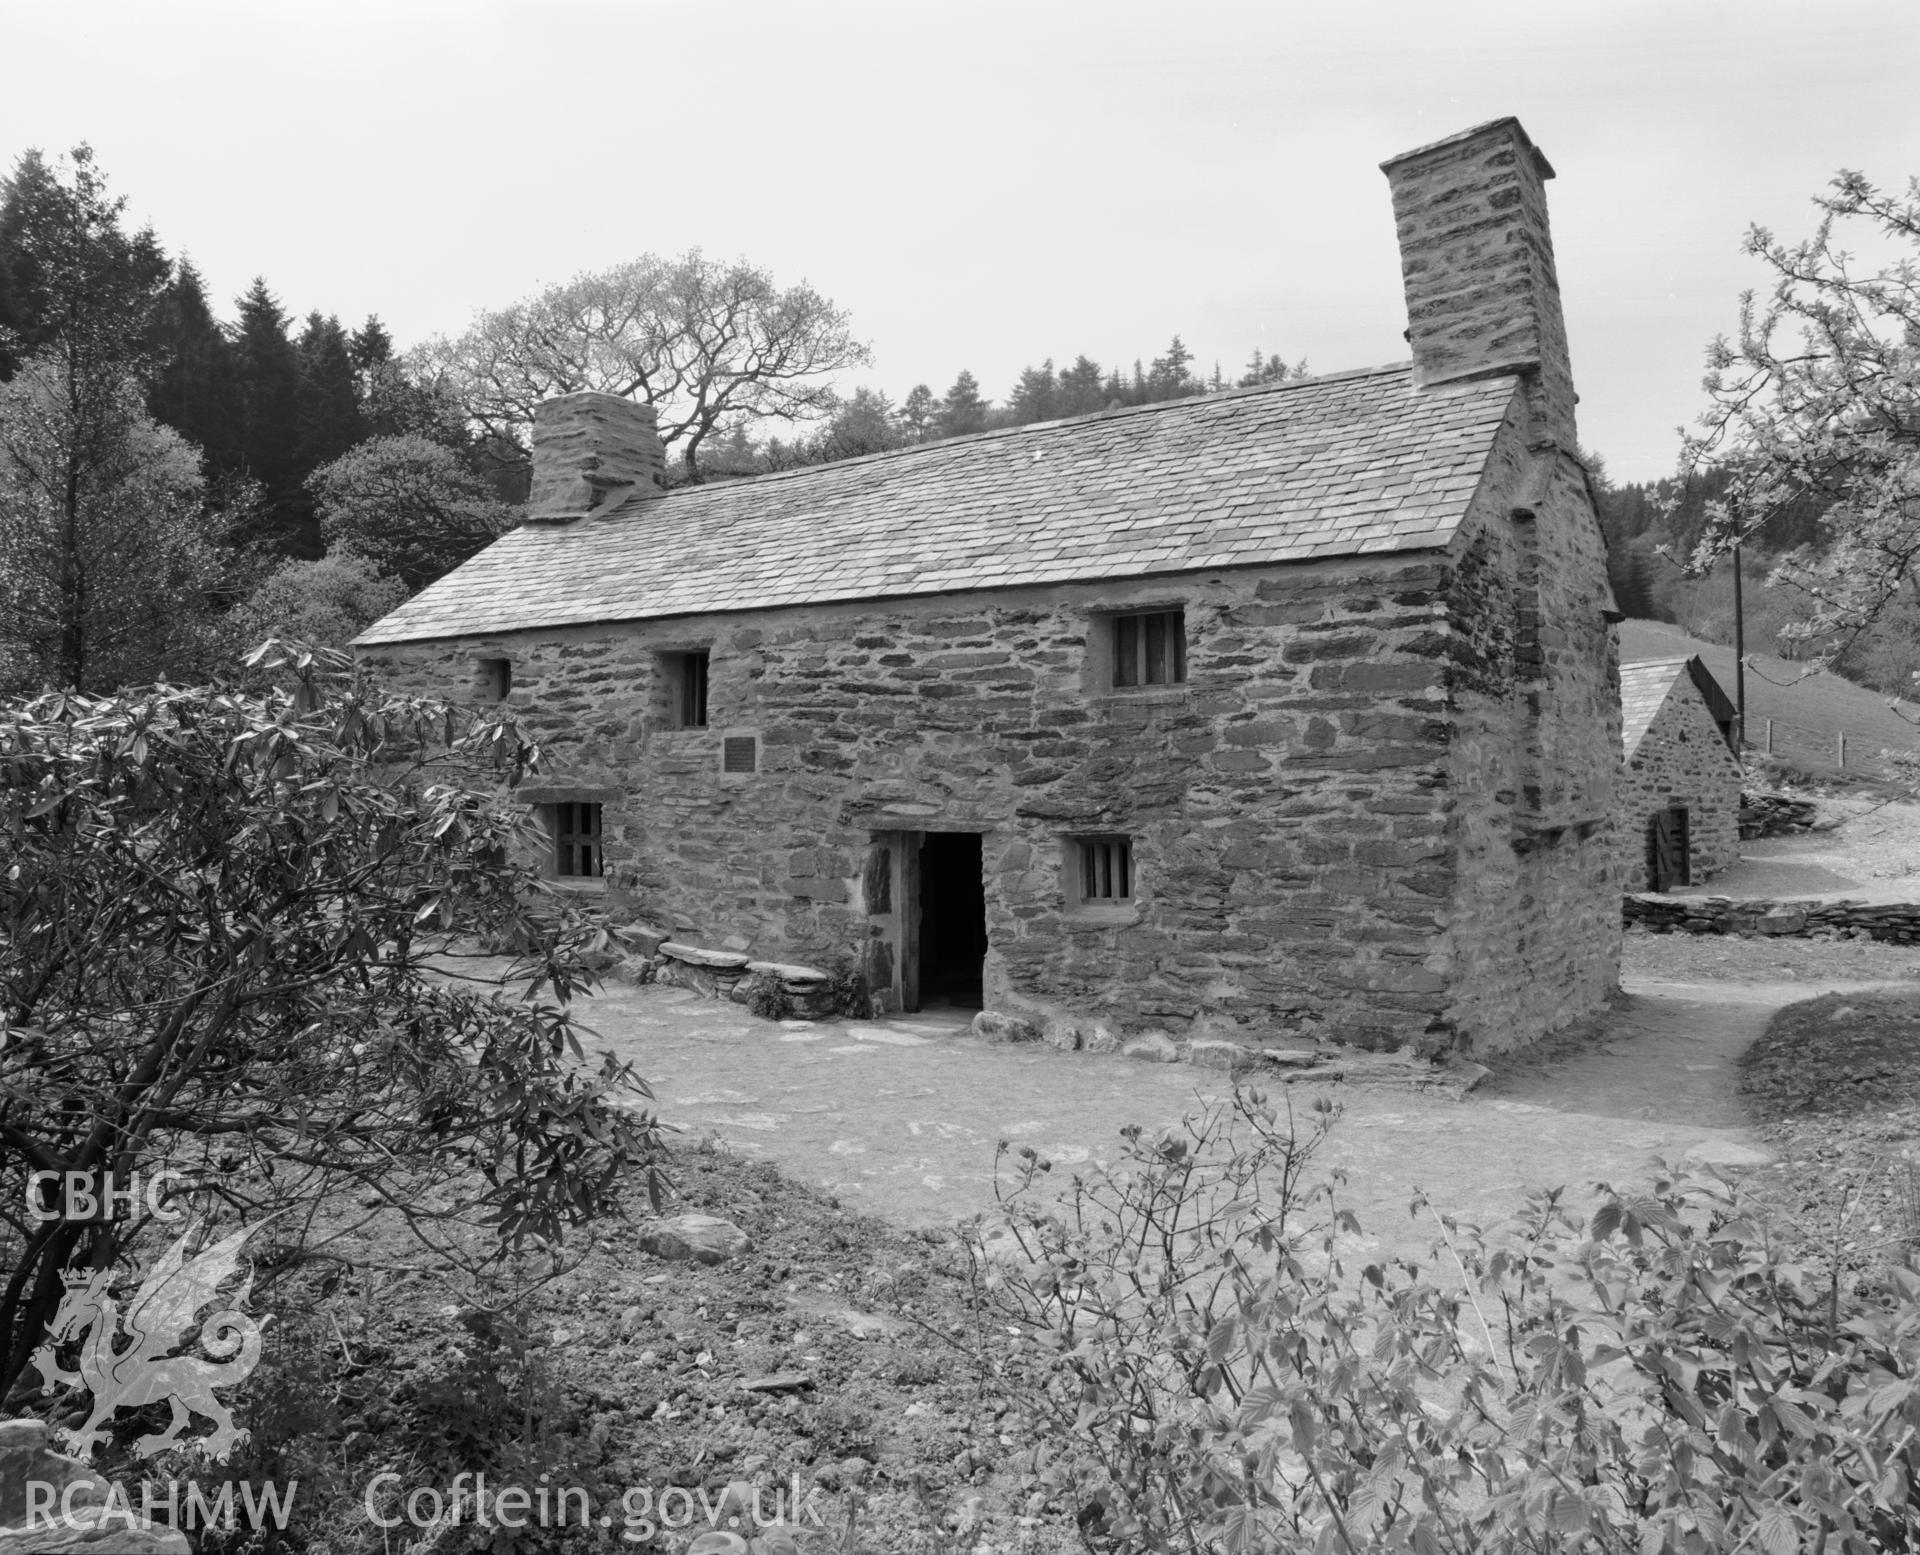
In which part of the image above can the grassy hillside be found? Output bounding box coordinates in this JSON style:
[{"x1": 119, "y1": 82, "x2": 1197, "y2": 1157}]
[{"x1": 1620, "y1": 618, "x2": 1920, "y2": 780}]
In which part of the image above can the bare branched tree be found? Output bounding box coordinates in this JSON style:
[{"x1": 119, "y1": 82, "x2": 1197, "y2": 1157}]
[{"x1": 410, "y1": 251, "x2": 871, "y2": 482}]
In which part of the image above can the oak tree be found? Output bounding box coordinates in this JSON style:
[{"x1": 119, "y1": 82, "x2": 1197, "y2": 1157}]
[{"x1": 413, "y1": 250, "x2": 870, "y2": 482}]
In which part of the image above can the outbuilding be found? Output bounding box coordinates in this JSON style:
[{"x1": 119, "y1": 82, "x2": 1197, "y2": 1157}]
[{"x1": 1616, "y1": 656, "x2": 1741, "y2": 890}]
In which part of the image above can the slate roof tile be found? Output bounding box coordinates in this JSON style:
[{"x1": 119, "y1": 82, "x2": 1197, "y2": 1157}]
[
  {"x1": 1619, "y1": 659, "x2": 1690, "y2": 758},
  {"x1": 357, "y1": 363, "x2": 1518, "y2": 646}
]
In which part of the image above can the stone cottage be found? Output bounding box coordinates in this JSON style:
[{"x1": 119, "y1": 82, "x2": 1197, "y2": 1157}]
[
  {"x1": 355, "y1": 115, "x2": 1621, "y2": 1059},
  {"x1": 1616, "y1": 656, "x2": 1741, "y2": 891}
]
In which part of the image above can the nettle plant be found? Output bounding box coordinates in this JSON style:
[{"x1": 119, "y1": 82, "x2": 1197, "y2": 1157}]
[
  {"x1": 970, "y1": 1089, "x2": 1920, "y2": 1555},
  {"x1": 0, "y1": 642, "x2": 663, "y2": 1401}
]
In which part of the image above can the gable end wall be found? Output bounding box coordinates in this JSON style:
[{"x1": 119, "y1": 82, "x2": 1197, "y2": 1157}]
[
  {"x1": 1615, "y1": 689, "x2": 1742, "y2": 888},
  {"x1": 1440, "y1": 412, "x2": 1621, "y2": 1054}
]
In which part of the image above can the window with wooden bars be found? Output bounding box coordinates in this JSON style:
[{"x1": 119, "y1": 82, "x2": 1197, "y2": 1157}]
[
  {"x1": 1074, "y1": 836, "x2": 1133, "y2": 905},
  {"x1": 665, "y1": 651, "x2": 709, "y2": 728},
  {"x1": 1111, "y1": 609, "x2": 1186, "y2": 688},
  {"x1": 551, "y1": 802, "x2": 603, "y2": 878}
]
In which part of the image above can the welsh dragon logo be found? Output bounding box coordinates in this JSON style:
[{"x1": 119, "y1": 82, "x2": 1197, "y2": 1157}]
[{"x1": 31, "y1": 1220, "x2": 271, "y2": 1460}]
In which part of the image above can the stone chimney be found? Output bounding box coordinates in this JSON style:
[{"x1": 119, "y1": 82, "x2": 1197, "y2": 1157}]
[
  {"x1": 527, "y1": 391, "x2": 665, "y2": 522},
  {"x1": 1381, "y1": 117, "x2": 1576, "y2": 447}
]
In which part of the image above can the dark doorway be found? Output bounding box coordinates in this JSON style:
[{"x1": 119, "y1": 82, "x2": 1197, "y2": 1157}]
[
  {"x1": 915, "y1": 832, "x2": 987, "y2": 1010},
  {"x1": 1648, "y1": 806, "x2": 1690, "y2": 892}
]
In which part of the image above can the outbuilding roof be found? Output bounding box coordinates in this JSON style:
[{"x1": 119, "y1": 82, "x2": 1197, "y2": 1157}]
[
  {"x1": 1621, "y1": 656, "x2": 1739, "y2": 759},
  {"x1": 355, "y1": 363, "x2": 1520, "y2": 646}
]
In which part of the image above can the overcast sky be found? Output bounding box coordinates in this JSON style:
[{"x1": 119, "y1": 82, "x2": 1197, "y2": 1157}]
[{"x1": 5, "y1": 0, "x2": 1917, "y2": 482}]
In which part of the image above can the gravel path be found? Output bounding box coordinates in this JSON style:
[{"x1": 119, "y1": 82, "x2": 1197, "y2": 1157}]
[
  {"x1": 568, "y1": 971, "x2": 1905, "y2": 1261},
  {"x1": 1673, "y1": 796, "x2": 1920, "y2": 903}
]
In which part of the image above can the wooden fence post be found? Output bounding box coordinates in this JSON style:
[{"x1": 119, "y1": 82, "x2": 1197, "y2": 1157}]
[
  {"x1": 1765, "y1": 718, "x2": 1773, "y2": 754},
  {"x1": 1838, "y1": 730, "x2": 1847, "y2": 768}
]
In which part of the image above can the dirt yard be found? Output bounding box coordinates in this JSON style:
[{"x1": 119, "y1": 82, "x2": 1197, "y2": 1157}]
[
  {"x1": 185, "y1": 916, "x2": 1918, "y2": 1555},
  {"x1": 1676, "y1": 791, "x2": 1920, "y2": 901}
]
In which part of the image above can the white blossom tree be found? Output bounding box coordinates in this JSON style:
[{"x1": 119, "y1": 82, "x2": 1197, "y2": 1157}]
[{"x1": 1680, "y1": 169, "x2": 1920, "y2": 647}]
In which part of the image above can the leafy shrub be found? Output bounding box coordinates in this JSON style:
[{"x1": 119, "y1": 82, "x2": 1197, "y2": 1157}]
[
  {"x1": 742, "y1": 970, "x2": 794, "y2": 1022},
  {"x1": 826, "y1": 958, "x2": 873, "y2": 1021},
  {"x1": 969, "y1": 1087, "x2": 1920, "y2": 1554},
  {"x1": 0, "y1": 642, "x2": 663, "y2": 1398}
]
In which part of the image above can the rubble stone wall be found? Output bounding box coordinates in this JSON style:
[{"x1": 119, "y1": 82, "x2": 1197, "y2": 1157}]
[
  {"x1": 1615, "y1": 684, "x2": 1742, "y2": 889},
  {"x1": 1439, "y1": 437, "x2": 1621, "y2": 1055},
  {"x1": 364, "y1": 448, "x2": 1620, "y2": 1055}
]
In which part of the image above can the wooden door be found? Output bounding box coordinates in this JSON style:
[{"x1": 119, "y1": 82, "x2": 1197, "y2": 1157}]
[
  {"x1": 898, "y1": 835, "x2": 922, "y2": 1013},
  {"x1": 864, "y1": 831, "x2": 923, "y2": 1012},
  {"x1": 1648, "y1": 806, "x2": 1690, "y2": 892}
]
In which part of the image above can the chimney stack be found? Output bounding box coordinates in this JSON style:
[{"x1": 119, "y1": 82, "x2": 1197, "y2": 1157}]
[
  {"x1": 527, "y1": 391, "x2": 665, "y2": 522},
  {"x1": 1381, "y1": 117, "x2": 1576, "y2": 448}
]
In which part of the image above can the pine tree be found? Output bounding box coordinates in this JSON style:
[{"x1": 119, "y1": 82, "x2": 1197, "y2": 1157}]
[
  {"x1": 1058, "y1": 356, "x2": 1107, "y2": 418},
  {"x1": 899, "y1": 384, "x2": 937, "y2": 443},
  {"x1": 1238, "y1": 348, "x2": 1303, "y2": 389},
  {"x1": 0, "y1": 146, "x2": 169, "y2": 383},
  {"x1": 810, "y1": 387, "x2": 899, "y2": 462},
  {"x1": 935, "y1": 370, "x2": 988, "y2": 439},
  {"x1": 349, "y1": 314, "x2": 394, "y2": 372},
  {"x1": 229, "y1": 278, "x2": 308, "y2": 553},
  {"x1": 1146, "y1": 336, "x2": 1195, "y2": 401},
  {"x1": 295, "y1": 311, "x2": 366, "y2": 475},
  {"x1": 148, "y1": 259, "x2": 238, "y2": 466},
  {"x1": 1007, "y1": 360, "x2": 1060, "y2": 425}
]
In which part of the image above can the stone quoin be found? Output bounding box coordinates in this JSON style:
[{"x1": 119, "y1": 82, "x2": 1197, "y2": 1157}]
[{"x1": 356, "y1": 116, "x2": 1623, "y2": 1059}]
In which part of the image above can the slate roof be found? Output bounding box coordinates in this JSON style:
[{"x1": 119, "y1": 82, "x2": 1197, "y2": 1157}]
[
  {"x1": 356, "y1": 364, "x2": 1520, "y2": 646},
  {"x1": 1620, "y1": 656, "x2": 1737, "y2": 758}
]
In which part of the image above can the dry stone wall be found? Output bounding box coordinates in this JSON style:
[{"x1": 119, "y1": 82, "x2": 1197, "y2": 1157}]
[
  {"x1": 1625, "y1": 893, "x2": 1920, "y2": 943},
  {"x1": 1615, "y1": 684, "x2": 1742, "y2": 889}
]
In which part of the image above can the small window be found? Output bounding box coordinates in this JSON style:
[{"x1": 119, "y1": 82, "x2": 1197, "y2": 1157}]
[
  {"x1": 1112, "y1": 610, "x2": 1186, "y2": 688},
  {"x1": 552, "y1": 802, "x2": 603, "y2": 878},
  {"x1": 478, "y1": 657, "x2": 512, "y2": 701},
  {"x1": 1074, "y1": 837, "x2": 1133, "y2": 904},
  {"x1": 663, "y1": 651, "x2": 710, "y2": 728}
]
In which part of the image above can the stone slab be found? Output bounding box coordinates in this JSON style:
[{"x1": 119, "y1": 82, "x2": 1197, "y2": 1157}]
[
  {"x1": 745, "y1": 960, "x2": 831, "y2": 985},
  {"x1": 637, "y1": 1213, "x2": 753, "y2": 1265},
  {"x1": 661, "y1": 942, "x2": 752, "y2": 970}
]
